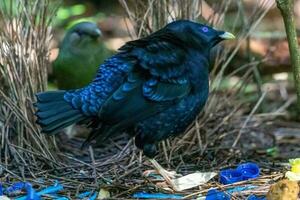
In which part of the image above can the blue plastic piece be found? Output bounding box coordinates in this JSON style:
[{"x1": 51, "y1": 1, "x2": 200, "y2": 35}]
[
  {"x1": 220, "y1": 163, "x2": 260, "y2": 184},
  {"x1": 54, "y1": 197, "x2": 69, "y2": 200},
  {"x1": 247, "y1": 195, "x2": 266, "y2": 200},
  {"x1": 76, "y1": 191, "x2": 98, "y2": 199},
  {"x1": 133, "y1": 192, "x2": 183, "y2": 199},
  {"x1": 0, "y1": 183, "x2": 3, "y2": 196},
  {"x1": 205, "y1": 189, "x2": 230, "y2": 200},
  {"x1": 220, "y1": 169, "x2": 243, "y2": 184},
  {"x1": 4, "y1": 181, "x2": 64, "y2": 200},
  {"x1": 16, "y1": 182, "x2": 63, "y2": 200},
  {"x1": 226, "y1": 185, "x2": 257, "y2": 193},
  {"x1": 36, "y1": 183, "x2": 63, "y2": 196},
  {"x1": 77, "y1": 191, "x2": 92, "y2": 198},
  {"x1": 6, "y1": 182, "x2": 25, "y2": 193},
  {"x1": 88, "y1": 192, "x2": 97, "y2": 200},
  {"x1": 5, "y1": 182, "x2": 40, "y2": 200},
  {"x1": 25, "y1": 183, "x2": 40, "y2": 200},
  {"x1": 237, "y1": 163, "x2": 260, "y2": 180},
  {"x1": 3, "y1": 181, "x2": 95, "y2": 200}
]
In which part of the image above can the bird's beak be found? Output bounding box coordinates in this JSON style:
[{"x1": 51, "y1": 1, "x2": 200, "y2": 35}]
[
  {"x1": 219, "y1": 32, "x2": 235, "y2": 40},
  {"x1": 91, "y1": 28, "x2": 102, "y2": 38}
]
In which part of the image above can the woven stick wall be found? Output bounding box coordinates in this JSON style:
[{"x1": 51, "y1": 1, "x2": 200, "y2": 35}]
[{"x1": 0, "y1": 0, "x2": 58, "y2": 174}]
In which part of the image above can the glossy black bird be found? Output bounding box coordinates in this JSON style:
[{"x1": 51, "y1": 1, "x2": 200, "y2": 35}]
[{"x1": 34, "y1": 20, "x2": 235, "y2": 190}]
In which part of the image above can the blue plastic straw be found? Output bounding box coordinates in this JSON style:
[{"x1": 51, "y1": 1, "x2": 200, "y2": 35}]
[
  {"x1": 77, "y1": 191, "x2": 91, "y2": 198},
  {"x1": 133, "y1": 192, "x2": 183, "y2": 199},
  {"x1": 0, "y1": 183, "x2": 3, "y2": 196},
  {"x1": 14, "y1": 182, "x2": 63, "y2": 200}
]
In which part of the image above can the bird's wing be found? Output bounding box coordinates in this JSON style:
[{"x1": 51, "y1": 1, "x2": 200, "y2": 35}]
[
  {"x1": 63, "y1": 55, "x2": 136, "y2": 117},
  {"x1": 99, "y1": 33, "x2": 191, "y2": 126},
  {"x1": 125, "y1": 32, "x2": 190, "y2": 102}
]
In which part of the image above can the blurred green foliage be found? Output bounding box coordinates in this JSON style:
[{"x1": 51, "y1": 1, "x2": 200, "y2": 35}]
[
  {"x1": 57, "y1": 4, "x2": 86, "y2": 20},
  {"x1": 0, "y1": 0, "x2": 21, "y2": 16},
  {"x1": 266, "y1": 147, "x2": 279, "y2": 157},
  {"x1": 0, "y1": 0, "x2": 56, "y2": 27},
  {"x1": 53, "y1": 3, "x2": 106, "y2": 29}
]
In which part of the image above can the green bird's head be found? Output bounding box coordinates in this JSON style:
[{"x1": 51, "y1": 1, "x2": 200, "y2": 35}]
[
  {"x1": 53, "y1": 21, "x2": 113, "y2": 90},
  {"x1": 60, "y1": 22, "x2": 103, "y2": 55}
]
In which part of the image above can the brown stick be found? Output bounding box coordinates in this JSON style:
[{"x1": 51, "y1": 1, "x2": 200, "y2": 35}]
[{"x1": 276, "y1": 0, "x2": 300, "y2": 111}]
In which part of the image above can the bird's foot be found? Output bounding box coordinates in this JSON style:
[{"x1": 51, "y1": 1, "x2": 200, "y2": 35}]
[
  {"x1": 148, "y1": 159, "x2": 181, "y2": 191},
  {"x1": 143, "y1": 169, "x2": 179, "y2": 179}
]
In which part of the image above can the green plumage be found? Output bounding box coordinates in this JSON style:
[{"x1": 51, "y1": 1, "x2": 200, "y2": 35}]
[{"x1": 53, "y1": 22, "x2": 113, "y2": 89}]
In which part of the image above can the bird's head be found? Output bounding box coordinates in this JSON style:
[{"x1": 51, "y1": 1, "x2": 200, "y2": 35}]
[
  {"x1": 164, "y1": 20, "x2": 235, "y2": 51},
  {"x1": 62, "y1": 22, "x2": 102, "y2": 51}
]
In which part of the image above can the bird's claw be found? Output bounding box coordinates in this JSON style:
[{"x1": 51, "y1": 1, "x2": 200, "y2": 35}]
[
  {"x1": 160, "y1": 169, "x2": 180, "y2": 179},
  {"x1": 143, "y1": 169, "x2": 181, "y2": 179}
]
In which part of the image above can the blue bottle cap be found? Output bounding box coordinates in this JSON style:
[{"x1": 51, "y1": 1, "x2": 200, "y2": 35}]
[
  {"x1": 237, "y1": 162, "x2": 260, "y2": 180},
  {"x1": 205, "y1": 189, "x2": 230, "y2": 200},
  {"x1": 220, "y1": 169, "x2": 243, "y2": 184}
]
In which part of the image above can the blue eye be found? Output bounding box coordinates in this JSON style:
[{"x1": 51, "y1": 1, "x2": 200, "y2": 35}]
[{"x1": 201, "y1": 27, "x2": 208, "y2": 32}]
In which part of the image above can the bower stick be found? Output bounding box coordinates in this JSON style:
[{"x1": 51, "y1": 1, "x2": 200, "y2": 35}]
[{"x1": 276, "y1": 0, "x2": 300, "y2": 111}]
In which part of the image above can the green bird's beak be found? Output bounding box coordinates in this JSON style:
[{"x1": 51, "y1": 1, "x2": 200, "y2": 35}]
[
  {"x1": 219, "y1": 32, "x2": 235, "y2": 40},
  {"x1": 90, "y1": 28, "x2": 102, "y2": 38}
]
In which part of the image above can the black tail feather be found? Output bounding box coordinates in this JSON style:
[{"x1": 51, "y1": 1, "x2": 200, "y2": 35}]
[
  {"x1": 36, "y1": 104, "x2": 71, "y2": 118},
  {"x1": 36, "y1": 91, "x2": 65, "y2": 102},
  {"x1": 37, "y1": 110, "x2": 80, "y2": 125},
  {"x1": 43, "y1": 114, "x2": 86, "y2": 135},
  {"x1": 34, "y1": 90, "x2": 87, "y2": 135},
  {"x1": 36, "y1": 101, "x2": 69, "y2": 112}
]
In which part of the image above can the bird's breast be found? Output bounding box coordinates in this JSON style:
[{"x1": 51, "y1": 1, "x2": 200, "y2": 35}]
[{"x1": 135, "y1": 87, "x2": 209, "y2": 143}]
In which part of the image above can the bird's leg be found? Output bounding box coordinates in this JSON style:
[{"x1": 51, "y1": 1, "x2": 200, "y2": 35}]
[{"x1": 149, "y1": 158, "x2": 180, "y2": 191}]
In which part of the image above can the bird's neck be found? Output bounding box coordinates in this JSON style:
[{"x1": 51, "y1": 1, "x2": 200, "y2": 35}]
[
  {"x1": 187, "y1": 51, "x2": 209, "y2": 93},
  {"x1": 181, "y1": 51, "x2": 209, "y2": 115},
  {"x1": 61, "y1": 39, "x2": 103, "y2": 58}
]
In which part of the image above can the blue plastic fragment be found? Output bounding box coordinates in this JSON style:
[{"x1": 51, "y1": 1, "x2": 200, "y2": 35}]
[
  {"x1": 6, "y1": 182, "x2": 25, "y2": 193},
  {"x1": 36, "y1": 183, "x2": 63, "y2": 196},
  {"x1": 220, "y1": 163, "x2": 260, "y2": 184},
  {"x1": 3, "y1": 181, "x2": 96, "y2": 200},
  {"x1": 226, "y1": 185, "x2": 257, "y2": 193},
  {"x1": 6, "y1": 182, "x2": 40, "y2": 200},
  {"x1": 220, "y1": 169, "x2": 243, "y2": 184},
  {"x1": 205, "y1": 189, "x2": 230, "y2": 200},
  {"x1": 133, "y1": 192, "x2": 183, "y2": 199},
  {"x1": 88, "y1": 192, "x2": 97, "y2": 200},
  {"x1": 247, "y1": 194, "x2": 266, "y2": 200},
  {"x1": 55, "y1": 197, "x2": 70, "y2": 200},
  {"x1": 237, "y1": 163, "x2": 260, "y2": 180},
  {"x1": 0, "y1": 183, "x2": 3, "y2": 196},
  {"x1": 9, "y1": 181, "x2": 64, "y2": 200},
  {"x1": 77, "y1": 191, "x2": 98, "y2": 200},
  {"x1": 77, "y1": 191, "x2": 91, "y2": 198},
  {"x1": 25, "y1": 183, "x2": 40, "y2": 200}
]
